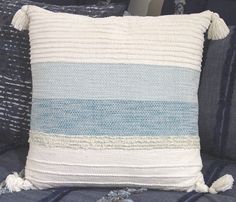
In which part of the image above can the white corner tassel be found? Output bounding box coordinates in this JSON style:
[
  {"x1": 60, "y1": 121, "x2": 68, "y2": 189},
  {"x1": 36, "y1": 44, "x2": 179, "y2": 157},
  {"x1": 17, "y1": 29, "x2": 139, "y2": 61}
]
[
  {"x1": 195, "y1": 174, "x2": 234, "y2": 194},
  {"x1": 208, "y1": 12, "x2": 230, "y2": 40},
  {"x1": 209, "y1": 174, "x2": 234, "y2": 194},
  {"x1": 11, "y1": 5, "x2": 30, "y2": 31},
  {"x1": 5, "y1": 172, "x2": 34, "y2": 192}
]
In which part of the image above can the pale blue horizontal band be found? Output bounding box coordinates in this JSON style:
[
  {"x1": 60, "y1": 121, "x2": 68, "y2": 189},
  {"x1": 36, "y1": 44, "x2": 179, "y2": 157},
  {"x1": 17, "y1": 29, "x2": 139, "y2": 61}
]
[
  {"x1": 30, "y1": 99, "x2": 198, "y2": 136},
  {"x1": 32, "y1": 62, "x2": 200, "y2": 103}
]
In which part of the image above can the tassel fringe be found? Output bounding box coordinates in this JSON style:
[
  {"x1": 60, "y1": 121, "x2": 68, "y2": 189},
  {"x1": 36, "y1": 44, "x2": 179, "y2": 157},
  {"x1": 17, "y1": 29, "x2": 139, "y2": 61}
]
[
  {"x1": 5, "y1": 172, "x2": 34, "y2": 192},
  {"x1": 208, "y1": 12, "x2": 230, "y2": 40},
  {"x1": 0, "y1": 171, "x2": 34, "y2": 194},
  {"x1": 209, "y1": 174, "x2": 234, "y2": 194},
  {"x1": 194, "y1": 174, "x2": 234, "y2": 194},
  {"x1": 11, "y1": 5, "x2": 29, "y2": 31}
]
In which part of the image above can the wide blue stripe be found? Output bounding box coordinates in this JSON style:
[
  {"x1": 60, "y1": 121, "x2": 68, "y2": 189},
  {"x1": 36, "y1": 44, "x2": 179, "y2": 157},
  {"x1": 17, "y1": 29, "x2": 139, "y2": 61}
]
[
  {"x1": 32, "y1": 62, "x2": 200, "y2": 103},
  {"x1": 30, "y1": 99, "x2": 198, "y2": 136}
]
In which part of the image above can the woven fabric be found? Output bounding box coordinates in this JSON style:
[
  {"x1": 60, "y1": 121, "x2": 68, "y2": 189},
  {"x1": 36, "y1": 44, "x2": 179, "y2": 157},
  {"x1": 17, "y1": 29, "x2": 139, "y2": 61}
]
[
  {"x1": 0, "y1": 0, "x2": 129, "y2": 146},
  {"x1": 12, "y1": 6, "x2": 228, "y2": 191}
]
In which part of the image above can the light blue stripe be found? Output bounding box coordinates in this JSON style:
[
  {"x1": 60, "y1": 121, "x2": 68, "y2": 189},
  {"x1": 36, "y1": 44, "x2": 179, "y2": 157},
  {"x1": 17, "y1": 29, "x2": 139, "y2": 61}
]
[
  {"x1": 30, "y1": 99, "x2": 198, "y2": 136},
  {"x1": 32, "y1": 63, "x2": 200, "y2": 103}
]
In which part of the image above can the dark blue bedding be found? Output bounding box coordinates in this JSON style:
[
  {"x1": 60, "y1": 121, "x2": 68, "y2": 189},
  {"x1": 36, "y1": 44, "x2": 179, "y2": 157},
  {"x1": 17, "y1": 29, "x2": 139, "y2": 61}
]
[{"x1": 0, "y1": 146, "x2": 235, "y2": 202}]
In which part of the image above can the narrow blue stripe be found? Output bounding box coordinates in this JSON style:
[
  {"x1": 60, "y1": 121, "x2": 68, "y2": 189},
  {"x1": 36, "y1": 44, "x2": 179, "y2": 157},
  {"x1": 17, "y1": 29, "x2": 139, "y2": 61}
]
[{"x1": 31, "y1": 99, "x2": 198, "y2": 136}]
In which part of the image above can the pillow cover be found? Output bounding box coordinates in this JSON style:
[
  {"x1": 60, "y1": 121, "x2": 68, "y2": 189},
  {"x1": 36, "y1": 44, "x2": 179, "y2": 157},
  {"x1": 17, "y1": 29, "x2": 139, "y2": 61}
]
[
  {"x1": 199, "y1": 26, "x2": 236, "y2": 160},
  {"x1": 161, "y1": 0, "x2": 236, "y2": 25},
  {"x1": 0, "y1": 0, "x2": 129, "y2": 147},
  {"x1": 9, "y1": 5, "x2": 232, "y2": 192}
]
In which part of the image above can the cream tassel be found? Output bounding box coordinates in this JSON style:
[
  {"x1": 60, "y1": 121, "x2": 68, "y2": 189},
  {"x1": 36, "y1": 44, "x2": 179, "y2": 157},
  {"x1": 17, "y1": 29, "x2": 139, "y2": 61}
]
[
  {"x1": 11, "y1": 5, "x2": 29, "y2": 31},
  {"x1": 195, "y1": 174, "x2": 234, "y2": 194},
  {"x1": 209, "y1": 174, "x2": 234, "y2": 194},
  {"x1": 5, "y1": 172, "x2": 34, "y2": 192},
  {"x1": 208, "y1": 12, "x2": 230, "y2": 40}
]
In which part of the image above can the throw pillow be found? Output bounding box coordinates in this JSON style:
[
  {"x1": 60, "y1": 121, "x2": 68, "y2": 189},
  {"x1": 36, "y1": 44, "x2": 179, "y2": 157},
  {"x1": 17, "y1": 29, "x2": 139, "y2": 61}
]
[{"x1": 8, "y1": 5, "x2": 232, "y2": 193}]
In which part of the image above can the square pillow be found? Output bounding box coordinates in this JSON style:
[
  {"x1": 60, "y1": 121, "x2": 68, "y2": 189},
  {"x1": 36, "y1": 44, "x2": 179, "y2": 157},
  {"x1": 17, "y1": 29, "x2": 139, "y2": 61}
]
[
  {"x1": 9, "y1": 5, "x2": 232, "y2": 192},
  {"x1": 0, "y1": 0, "x2": 129, "y2": 146}
]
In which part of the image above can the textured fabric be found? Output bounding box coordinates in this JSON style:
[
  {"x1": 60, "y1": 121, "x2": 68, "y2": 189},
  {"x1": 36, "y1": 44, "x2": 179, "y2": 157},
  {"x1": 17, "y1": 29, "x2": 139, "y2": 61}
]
[
  {"x1": 198, "y1": 26, "x2": 236, "y2": 161},
  {"x1": 0, "y1": 150, "x2": 236, "y2": 201},
  {"x1": 0, "y1": 0, "x2": 129, "y2": 146},
  {"x1": 29, "y1": 132, "x2": 200, "y2": 150},
  {"x1": 30, "y1": 99, "x2": 198, "y2": 136},
  {"x1": 11, "y1": 6, "x2": 228, "y2": 191},
  {"x1": 161, "y1": 0, "x2": 236, "y2": 25},
  {"x1": 31, "y1": 63, "x2": 199, "y2": 102}
]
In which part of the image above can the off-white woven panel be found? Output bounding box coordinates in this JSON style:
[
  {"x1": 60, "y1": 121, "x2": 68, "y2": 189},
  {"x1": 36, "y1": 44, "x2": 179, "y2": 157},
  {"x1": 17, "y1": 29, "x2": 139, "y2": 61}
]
[
  {"x1": 26, "y1": 6, "x2": 212, "y2": 70},
  {"x1": 26, "y1": 143, "x2": 203, "y2": 190}
]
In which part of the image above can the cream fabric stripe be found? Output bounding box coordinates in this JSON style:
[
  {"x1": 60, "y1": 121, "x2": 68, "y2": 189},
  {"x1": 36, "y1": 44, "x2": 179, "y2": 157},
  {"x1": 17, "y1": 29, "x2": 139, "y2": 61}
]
[
  {"x1": 26, "y1": 171, "x2": 203, "y2": 190},
  {"x1": 24, "y1": 6, "x2": 214, "y2": 70},
  {"x1": 25, "y1": 175, "x2": 203, "y2": 190},
  {"x1": 29, "y1": 131, "x2": 200, "y2": 150},
  {"x1": 25, "y1": 143, "x2": 203, "y2": 190},
  {"x1": 30, "y1": 38, "x2": 203, "y2": 50},
  {"x1": 26, "y1": 144, "x2": 202, "y2": 168}
]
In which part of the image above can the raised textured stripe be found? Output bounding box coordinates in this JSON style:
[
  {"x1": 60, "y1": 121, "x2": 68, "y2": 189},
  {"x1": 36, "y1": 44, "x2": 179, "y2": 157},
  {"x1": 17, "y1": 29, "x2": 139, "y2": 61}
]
[
  {"x1": 25, "y1": 143, "x2": 203, "y2": 190},
  {"x1": 30, "y1": 99, "x2": 198, "y2": 136},
  {"x1": 29, "y1": 131, "x2": 200, "y2": 150},
  {"x1": 21, "y1": 6, "x2": 214, "y2": 70},
  {"x1": 31, "y1": 63, "x2": 200, "y2": 102}
]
